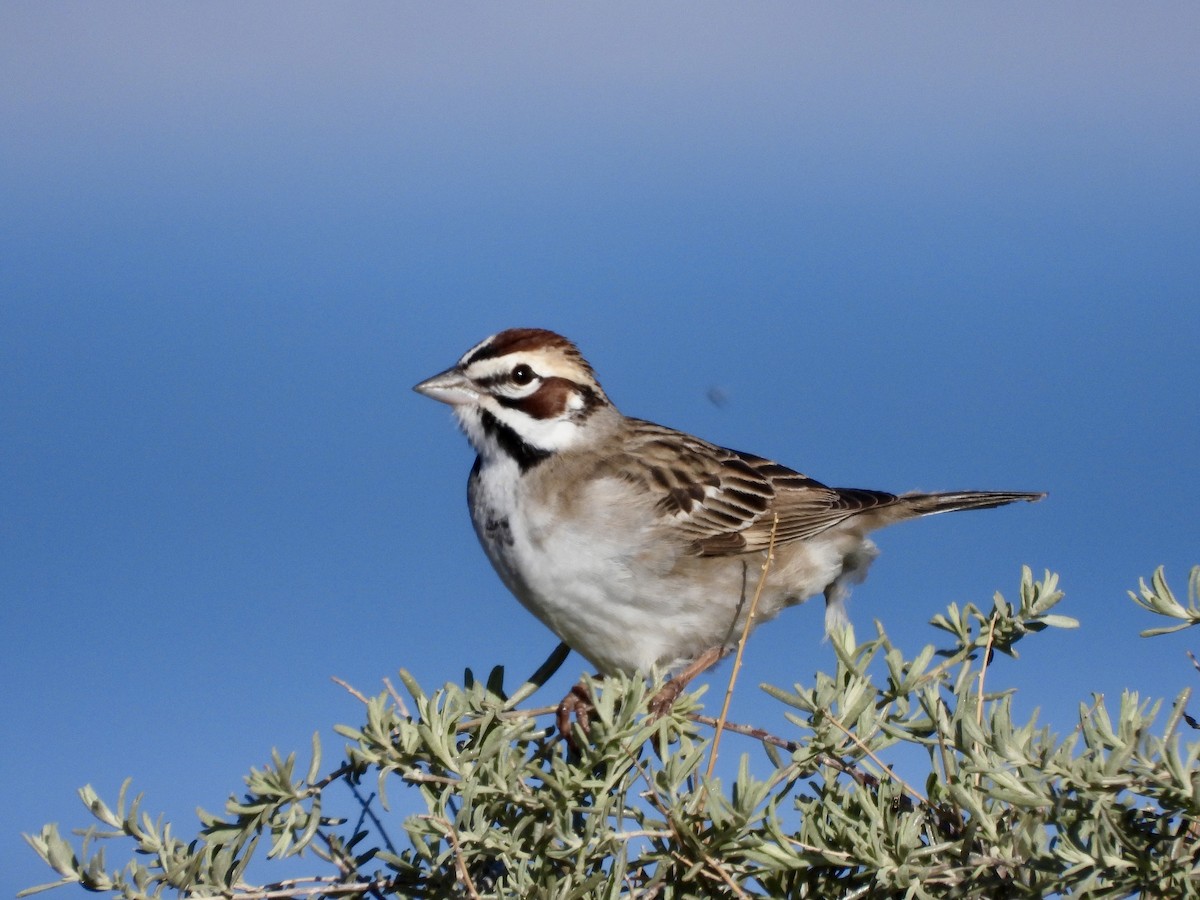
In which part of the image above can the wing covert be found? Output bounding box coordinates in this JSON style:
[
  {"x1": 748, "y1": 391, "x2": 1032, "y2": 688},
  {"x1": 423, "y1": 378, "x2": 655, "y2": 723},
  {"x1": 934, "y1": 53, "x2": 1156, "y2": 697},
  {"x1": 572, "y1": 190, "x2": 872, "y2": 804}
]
[{"x1": 620, "y1": 419, "x2": 897, "y2": 557}]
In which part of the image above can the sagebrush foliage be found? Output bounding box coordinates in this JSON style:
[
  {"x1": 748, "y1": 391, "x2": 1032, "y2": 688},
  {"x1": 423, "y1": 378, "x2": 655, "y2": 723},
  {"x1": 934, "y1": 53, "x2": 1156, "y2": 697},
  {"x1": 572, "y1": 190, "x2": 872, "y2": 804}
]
[{"x1": 24, "y1": 566, "x2": 1200, "y2": 898}]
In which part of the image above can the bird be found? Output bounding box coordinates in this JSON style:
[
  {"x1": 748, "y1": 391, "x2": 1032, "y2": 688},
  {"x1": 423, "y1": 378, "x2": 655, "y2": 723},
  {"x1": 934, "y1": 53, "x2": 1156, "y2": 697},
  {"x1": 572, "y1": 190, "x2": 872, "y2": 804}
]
[{"x1": 414, "y1": 327, "x2": 1043, "y2": 718}]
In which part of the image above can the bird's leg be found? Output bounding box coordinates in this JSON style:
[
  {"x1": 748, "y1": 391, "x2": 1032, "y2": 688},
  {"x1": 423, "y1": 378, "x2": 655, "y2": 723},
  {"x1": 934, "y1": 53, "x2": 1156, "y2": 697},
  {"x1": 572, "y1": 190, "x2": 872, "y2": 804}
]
[
  {"x1": 558, "y1": 644, "x2": 727, "y2": 746},
  {"x1": 556, "y1": 680, "x2": 598, "y2": 747},
  {"x1": 648, "y1": 645, "x2": 726, "y2": 718}
]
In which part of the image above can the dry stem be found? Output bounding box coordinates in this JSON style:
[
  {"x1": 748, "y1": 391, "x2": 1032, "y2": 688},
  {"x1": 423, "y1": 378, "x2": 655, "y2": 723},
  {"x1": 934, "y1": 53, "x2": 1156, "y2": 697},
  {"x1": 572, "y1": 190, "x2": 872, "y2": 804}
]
[{"x1": 705, "y1": 513, "x2": 779, "y2": 781}]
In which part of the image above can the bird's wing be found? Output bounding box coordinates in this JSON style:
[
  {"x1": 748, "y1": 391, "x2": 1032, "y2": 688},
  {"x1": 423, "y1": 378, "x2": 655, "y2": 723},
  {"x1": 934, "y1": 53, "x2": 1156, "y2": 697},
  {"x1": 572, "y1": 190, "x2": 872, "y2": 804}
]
[{"x1": 619, "y1": 419, "x2": 897, "y2": 557}]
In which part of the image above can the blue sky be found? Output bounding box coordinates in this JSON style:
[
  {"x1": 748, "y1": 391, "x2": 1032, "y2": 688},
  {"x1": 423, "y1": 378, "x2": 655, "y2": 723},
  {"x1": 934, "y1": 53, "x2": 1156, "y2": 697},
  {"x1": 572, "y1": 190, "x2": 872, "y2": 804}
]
[{"x1": 4, "y1": 4, "x2": 1198, "y2": 894}]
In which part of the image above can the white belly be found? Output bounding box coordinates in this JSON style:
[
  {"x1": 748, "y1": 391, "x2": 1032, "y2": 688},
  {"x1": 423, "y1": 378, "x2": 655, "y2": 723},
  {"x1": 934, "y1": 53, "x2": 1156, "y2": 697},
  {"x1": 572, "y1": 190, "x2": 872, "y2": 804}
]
[{"x1": 468, "y1": 456, "x2": 874, "y2": 674}]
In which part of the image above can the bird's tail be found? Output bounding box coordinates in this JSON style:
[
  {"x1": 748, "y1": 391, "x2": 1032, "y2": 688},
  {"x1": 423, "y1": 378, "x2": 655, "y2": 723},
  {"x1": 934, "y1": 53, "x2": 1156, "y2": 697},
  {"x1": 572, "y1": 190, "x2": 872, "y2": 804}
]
[
  {"x1": 822, "y1": 489, "x2": 1043, "y2": 634},
  {"x1": 893, "y1": 490, "x2": 1046, "y2": 519}
]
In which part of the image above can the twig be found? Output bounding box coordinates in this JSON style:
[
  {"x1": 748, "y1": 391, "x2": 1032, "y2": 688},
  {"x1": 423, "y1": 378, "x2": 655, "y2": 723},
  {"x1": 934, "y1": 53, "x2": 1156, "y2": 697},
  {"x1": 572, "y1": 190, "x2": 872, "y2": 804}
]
[
  {"x1": 668, "y1": 850, "x2": 743, "y2": 893},
  {"x1": 610, "y1": 829, "x2": 674, "y2": 841},
  {"x1": 973, "y1": 615, "x2": 998, "y2": 789},
  {"x1": 218, "y1": 877, "x2": 394, "y2": 900},
  {"x1": 934, "y1": 697, "x2": 955, "y2": 797},
  {"x1": 382, "y1": 677, "x2": 412, "y2": 719},
  {"x1": 422, "y1": 816, "x2": 481, "y2": 900},
  {"x1": 312, "y1": 758, "x2": 457, "y2": 792},
  {"x1": 512, "y1": 703, "x2": 560, "y2": 717},
  {"x1": 702, "y1": 849, "x2": 752, "y2": 899},
  {"x1": 823, "y1": 712, "x2": 928, "y2": 806},
  {"x1": 690, "y1": 712, "x2": 798, "y2": 752},
  {"x1": 316, "y1": 831, "x2": 354, "y2": 879},
  {"x1": 458, "y1": 705, "x2": 559, "y2": 735},
  {"x1": 706, "y1": 513, "x2": 778, "y2": 781},
  {"x1": 314, "y1": 832, "x2": 389, "y2": 900},
  {"x1": 976, "y1": 615, "x2": 997, "y2": 727},
  {"x1": 689, "y1": 713, "x2": 880, "y2": 787},
  {"x1": 331, "y1": 677, "x2": 370, "y2": 706},
  {"x1": 345, "y1": 783, "x2": 399, "y2": 857}
]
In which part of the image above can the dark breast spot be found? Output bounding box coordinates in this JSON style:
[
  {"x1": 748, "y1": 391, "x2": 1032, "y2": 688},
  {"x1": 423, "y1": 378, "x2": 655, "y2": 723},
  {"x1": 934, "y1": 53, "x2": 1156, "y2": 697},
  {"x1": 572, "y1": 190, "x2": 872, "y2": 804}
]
[{"x1": 484, "y1": 514, "x2": 514, "y2": 547}]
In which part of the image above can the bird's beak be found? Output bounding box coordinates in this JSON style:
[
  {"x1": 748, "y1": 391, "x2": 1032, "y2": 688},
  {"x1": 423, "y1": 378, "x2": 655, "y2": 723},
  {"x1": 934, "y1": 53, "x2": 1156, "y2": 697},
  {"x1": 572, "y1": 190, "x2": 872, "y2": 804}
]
[{"x1": 413, "y1": 367, "x2": 478, "y2": 406}]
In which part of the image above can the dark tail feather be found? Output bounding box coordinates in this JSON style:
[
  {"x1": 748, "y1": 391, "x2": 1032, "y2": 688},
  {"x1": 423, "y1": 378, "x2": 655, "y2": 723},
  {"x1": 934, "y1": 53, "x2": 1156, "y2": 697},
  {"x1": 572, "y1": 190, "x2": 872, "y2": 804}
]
[{"x1": 896, "y1": 490, "x2": 1046, "y2": 518}]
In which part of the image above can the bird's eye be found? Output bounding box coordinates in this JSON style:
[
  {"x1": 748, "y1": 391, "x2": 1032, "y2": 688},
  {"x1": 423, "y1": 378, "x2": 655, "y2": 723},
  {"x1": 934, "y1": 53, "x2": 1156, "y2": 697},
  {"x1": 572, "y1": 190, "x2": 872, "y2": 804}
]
[{"x1": 511, "y1": 364, "x2": 536, "y2": 385}]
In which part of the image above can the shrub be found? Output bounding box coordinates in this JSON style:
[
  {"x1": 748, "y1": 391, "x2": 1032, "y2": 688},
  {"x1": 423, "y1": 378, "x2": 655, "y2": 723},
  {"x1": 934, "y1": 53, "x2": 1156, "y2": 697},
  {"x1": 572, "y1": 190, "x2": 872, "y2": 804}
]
[{"x1": 23, "y1": 566, "x2": 1200, "y2": 898}]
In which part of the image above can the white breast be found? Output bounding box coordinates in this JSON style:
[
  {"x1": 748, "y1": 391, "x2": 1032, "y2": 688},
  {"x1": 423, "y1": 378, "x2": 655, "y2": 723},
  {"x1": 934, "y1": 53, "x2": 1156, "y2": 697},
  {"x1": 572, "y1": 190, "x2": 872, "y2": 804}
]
[
  {"x1": 466, "y1": 455, "x2": 873, "y2": 675},
  {"x1": 468, "y1": 456, "x2": 654, "y2": 671}
]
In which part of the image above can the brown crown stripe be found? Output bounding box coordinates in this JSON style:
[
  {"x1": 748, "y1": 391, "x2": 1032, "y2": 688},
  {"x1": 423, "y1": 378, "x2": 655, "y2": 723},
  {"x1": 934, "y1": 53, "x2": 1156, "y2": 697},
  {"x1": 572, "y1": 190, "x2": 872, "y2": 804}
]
[{"x1": 465, "y1": 328, "x2": 596, "y2": 378}]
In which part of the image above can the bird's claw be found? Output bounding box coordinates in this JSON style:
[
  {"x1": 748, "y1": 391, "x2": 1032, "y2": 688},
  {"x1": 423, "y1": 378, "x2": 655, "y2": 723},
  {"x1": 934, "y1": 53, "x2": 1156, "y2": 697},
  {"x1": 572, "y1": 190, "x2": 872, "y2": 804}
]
[{"x1": 556, "y1": 682, "x2": 593, "y2": 749}]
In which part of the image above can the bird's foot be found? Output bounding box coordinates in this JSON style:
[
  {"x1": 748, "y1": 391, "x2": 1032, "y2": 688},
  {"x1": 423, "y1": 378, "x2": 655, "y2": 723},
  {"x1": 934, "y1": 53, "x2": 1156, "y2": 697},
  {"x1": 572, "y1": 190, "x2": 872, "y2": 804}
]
[
  {"x1": 647, "y1": 645, "x2": 727, "y2": 719},
  {"x1": 647, "y1": 680, "x2": 685, "y2": 719},
  {"x1": 556, "y1": 682, "x2": 594, "y2": 749}
]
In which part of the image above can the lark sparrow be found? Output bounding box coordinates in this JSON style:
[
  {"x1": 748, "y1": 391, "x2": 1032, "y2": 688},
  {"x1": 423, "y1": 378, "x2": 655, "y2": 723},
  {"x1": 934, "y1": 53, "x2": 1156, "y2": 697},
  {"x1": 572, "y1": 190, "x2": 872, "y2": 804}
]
[{"x1": 415, "y1": 328, "x2": 1043, "y2": 690}]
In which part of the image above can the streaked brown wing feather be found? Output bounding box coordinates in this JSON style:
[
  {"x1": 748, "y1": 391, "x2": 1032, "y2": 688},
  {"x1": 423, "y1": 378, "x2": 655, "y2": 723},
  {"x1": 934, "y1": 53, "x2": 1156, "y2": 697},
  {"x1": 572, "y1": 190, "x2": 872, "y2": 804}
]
[{"x1": 620, "y1": 419, "x2": 897, "y2": 557}]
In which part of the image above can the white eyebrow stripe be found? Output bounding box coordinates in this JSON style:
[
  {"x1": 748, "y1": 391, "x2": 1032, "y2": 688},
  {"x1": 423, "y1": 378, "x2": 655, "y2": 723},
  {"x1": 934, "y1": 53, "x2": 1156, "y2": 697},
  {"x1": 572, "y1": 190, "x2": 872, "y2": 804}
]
[{"x1": 464, "y1": 355, "x2": 527, "y2": 381}]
